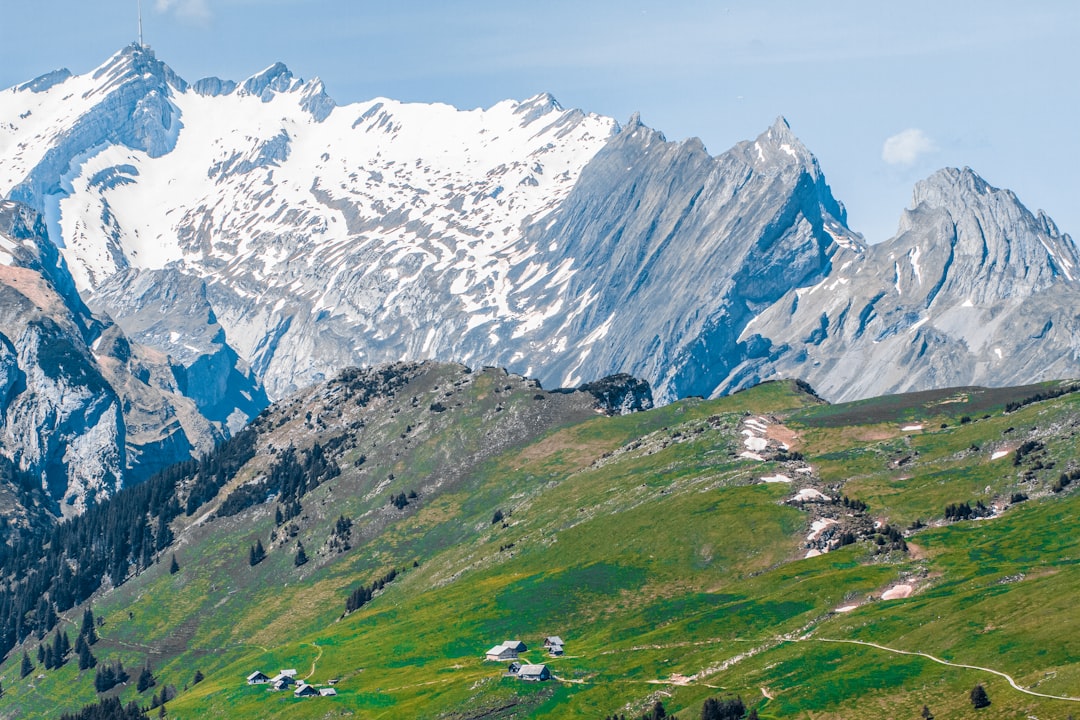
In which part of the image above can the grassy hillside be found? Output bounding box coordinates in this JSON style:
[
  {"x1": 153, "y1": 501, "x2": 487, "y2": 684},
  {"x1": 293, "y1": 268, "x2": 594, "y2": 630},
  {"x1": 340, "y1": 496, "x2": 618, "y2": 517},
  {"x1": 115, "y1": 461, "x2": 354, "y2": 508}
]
[{"x1": 2, "y1": 366, "x2": 1078, "y2": 719}]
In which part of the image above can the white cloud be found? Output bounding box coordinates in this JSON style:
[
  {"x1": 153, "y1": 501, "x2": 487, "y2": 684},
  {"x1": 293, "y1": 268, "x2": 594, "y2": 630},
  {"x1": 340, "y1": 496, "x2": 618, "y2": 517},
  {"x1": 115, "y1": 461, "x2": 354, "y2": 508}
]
[
  {"x1": 155, "y1": 0, "x2": 211, "y2": 22},
  {"x1": 882, "y1": 128, "x2": 937, "y2": 166}
]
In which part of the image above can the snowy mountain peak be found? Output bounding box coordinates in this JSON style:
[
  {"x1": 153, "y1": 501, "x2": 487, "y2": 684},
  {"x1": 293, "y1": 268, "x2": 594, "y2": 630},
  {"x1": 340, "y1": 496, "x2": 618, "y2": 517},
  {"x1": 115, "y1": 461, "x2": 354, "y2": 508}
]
[
  {"x1": 240, "y1": 61, "x2": 296, "y2": 99},
  {"x1": 90, "y1": 43, "x2": 188, "y2": 95}
]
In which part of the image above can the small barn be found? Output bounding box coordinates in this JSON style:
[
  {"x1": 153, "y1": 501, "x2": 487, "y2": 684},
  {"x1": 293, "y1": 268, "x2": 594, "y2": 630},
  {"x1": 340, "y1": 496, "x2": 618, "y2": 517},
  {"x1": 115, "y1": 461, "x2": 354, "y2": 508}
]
[
  {"x1": 294, "y1": 683, "x2": 319, "y2": 698},
  {"x1": 485, "y1": 643, "x2": 520, "y2": 661},
  {"x1": 319, "y1": 687, "x2": 338, "y2": 697},
  {"x1": 518, "y1": 664, "x2": 551, "y2": 682},
  {"x1": 271, "y1": 673, "x2": 296, "y2": 691},
  {"x1": 543, "y1": 636, "x2": 563, "y2": 648},
  {"x1": 548, "y1": 644, "x2": 564, "y2": 656},
  {"x1": 506, "y1": 661, "x2": 522, "y2": 676},
  {"x1": 247, "y1": 671, "x2": 270, "y2": 685}
]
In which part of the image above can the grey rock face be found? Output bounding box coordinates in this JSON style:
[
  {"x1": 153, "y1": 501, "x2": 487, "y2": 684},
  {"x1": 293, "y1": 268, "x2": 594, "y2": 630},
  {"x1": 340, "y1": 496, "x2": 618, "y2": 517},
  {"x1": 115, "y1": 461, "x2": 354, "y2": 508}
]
[
  {"x1": 0, "y1": 201, "x2": 225, "y2": 515},
  {"x1": 577, "y1": 374, "x2": 654, "y2": 415},
  {"x1": 740, "y1": 167, "x2": 1080, "y2": 400},
  {"x1": 499, "y1": 116, "x2": 858, "y2": 402}
]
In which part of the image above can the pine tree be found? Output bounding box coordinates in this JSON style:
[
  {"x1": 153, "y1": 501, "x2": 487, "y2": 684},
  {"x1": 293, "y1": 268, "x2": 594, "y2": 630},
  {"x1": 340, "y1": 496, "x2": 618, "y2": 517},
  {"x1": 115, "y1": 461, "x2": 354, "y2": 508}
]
[
  {"x1": 921, "y1": 705, "x2": 934, "y2": 719},
  {"x1": 81, "y1": 607, "x2": 98, "y2": 645},
  {"x1": 970, "y1": 684, "x2": 991, "y2": 709},
  {"x1": 249, "y1": 540, "x2": 266, "y2": 566},
  {"x1": 192, "y1": 669, "x2": 204, "y2": 685},
  {"x1": 137, "y1": 664, "x2": 156, "y2": 693},
  {"x1": 294, "y1": 542, "x2": 308, "y2": 567},
  {"x1": 20, "y1": 650, "x2": 32, "y2": 678},
  {"x1": 169, "y1": 555, "x2": 180, "y2": 574},
  {"x1": 78, "y1": 639, "x2": 98, "y2": 671}
]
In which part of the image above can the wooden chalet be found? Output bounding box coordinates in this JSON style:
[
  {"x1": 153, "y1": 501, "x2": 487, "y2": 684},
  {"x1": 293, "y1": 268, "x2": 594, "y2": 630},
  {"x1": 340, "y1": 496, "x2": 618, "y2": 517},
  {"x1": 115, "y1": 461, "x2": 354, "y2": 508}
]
[
  {"x1": 294, "y1": 683, "x2": 319, "y2": 698},
  {"x1": 485, "y1": 640, "x2": 526, "y2": 661},
  {"x1": 518, "y1": 664, "x2": 551, "y2": 682},
  {"x1": 247, "y1": 671, "x2": 270, "y2": 685}
]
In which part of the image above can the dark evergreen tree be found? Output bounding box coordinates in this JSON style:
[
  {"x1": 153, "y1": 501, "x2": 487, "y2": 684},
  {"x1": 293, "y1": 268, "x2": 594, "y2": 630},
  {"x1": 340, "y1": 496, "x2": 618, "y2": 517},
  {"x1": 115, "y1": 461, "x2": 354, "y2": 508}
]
[
  {"x1": 58, "y1": 696, "x2": 149, "y2": 720},
  {"x1": 701, "y1": 696, "x2": 746, "y2": 720},
  {"x1": 36, "y1": 643, "x2": 44, "y2": 664},
  {"x1": 970, "y1": 684, "x2": 991, "y2": 709},
  {"x1": 921, "y1": 705, "x2": 934, "y2": 719},
  {"x1": 249, "y1": 540, "x2": 266, "y2": 566},
  {"x1": 294, "y1": 542, "x2": 308, "y2": 567},
  {"x1": 169, "y1": 555, "x2": 180, "y2": 574},
  {"x1": 137, "y1": 663, "x2": 156, "y2": 693},
  {"x1": 77, "y1": 639, "x2": 98, "y2": 671},
  {"x1": 192, "y1": 669, "x2": 204, "y2": 685},
  {"x1": 81, "y1": 607, "x2": 98, "y2": 645},
  {"x1": 20, "y1": 650, "x2": 32, "y2": 678},
  {"x1": 650, "y1": 701, "x2": 667, "y2": 720}
]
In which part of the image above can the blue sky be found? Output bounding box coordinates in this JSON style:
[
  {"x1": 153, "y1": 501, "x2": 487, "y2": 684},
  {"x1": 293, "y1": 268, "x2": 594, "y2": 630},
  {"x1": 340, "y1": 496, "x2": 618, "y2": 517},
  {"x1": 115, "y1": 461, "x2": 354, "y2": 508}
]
[{"x1": 3, "y1": 0, "x2": 1078, "y2": 243}]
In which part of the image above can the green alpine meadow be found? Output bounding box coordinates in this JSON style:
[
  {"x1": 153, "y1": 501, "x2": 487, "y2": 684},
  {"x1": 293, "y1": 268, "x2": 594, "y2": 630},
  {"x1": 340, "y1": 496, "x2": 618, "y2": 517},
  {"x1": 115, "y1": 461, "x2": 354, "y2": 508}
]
[{"x1": 1, "y1": 362, "x2": 1077, "y2": 719}]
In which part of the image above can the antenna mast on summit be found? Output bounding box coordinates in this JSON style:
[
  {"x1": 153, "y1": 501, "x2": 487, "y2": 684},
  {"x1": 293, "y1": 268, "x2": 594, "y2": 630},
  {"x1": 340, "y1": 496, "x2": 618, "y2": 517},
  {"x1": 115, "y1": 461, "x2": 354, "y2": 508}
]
[{"x1": 138, "y1": 0, "x2": 144, "y2": 47}]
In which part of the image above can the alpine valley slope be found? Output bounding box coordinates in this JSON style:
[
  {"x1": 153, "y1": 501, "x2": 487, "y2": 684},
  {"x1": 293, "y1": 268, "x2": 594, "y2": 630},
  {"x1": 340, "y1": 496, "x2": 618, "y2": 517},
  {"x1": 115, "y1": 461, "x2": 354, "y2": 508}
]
[
  {"x1": 1, "y1": 362, "x2": 1079, "y2": 719},
  {"x1": 2, "y1": 43, "x2": 1079, "y2": 508}
]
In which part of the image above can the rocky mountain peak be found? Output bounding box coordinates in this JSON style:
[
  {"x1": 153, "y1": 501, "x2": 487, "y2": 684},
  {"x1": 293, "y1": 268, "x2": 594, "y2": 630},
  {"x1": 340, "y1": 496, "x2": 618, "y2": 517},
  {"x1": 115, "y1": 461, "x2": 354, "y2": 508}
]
[
  {"x1": 746, "y1": 115, "x2": 818, "y2": 172},
  {"x1": 897, "y1": 166, "x2": 1080, "y2": 298},
  {"x1": 240, "y1": 61, "x2": 296, "y2": 99},
  {"x1": 910, "y1": 166, "x2": 995, "y2": 210},
  {"x1": 90, "y1": 43, "x2": 188, "y2": 96}
]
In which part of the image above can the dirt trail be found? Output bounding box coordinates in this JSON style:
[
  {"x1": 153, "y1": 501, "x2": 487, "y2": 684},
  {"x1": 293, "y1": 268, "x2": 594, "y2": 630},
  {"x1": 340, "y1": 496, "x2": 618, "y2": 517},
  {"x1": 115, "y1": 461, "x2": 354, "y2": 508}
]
[
  {"x1": 813, "y1": 638, "x2": 1080, "y2": 703},
  {"x1": 304, "y1": 642, "x2": 324, "y2": 680}
]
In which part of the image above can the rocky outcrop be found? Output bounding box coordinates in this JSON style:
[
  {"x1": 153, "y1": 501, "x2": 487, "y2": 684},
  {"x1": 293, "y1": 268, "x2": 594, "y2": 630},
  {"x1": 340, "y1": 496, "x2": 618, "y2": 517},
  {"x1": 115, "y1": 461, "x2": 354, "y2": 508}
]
[
  {"x1": 577, "y1": 374, "x2": 654, "y2": 415},
  {"x1": 740, "y1": 168, "x2": 1080, "y2": 400},
  {"x1": 0, "y1": 201, "x2": 229, "y2": 517}
]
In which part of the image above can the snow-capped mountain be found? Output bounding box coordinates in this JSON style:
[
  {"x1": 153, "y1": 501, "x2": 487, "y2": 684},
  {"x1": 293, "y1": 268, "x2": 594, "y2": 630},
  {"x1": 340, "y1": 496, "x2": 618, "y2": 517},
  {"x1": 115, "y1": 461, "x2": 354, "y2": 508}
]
[
  {"x1": 1, "y1": 45, "x2": 859, "y2": 406},
  {"x1": 1, "y1": 45, "x2": 1077, "y2": 460}
]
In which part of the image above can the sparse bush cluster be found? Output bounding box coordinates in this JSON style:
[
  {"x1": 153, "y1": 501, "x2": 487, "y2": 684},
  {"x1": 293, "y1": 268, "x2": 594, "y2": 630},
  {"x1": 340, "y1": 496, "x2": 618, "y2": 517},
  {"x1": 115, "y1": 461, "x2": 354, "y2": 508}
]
[
  {"x1": 944, "y1": 500, "x2": 991, "y2": 521},
  {"x1": 94, "y1": 659, "x2": 130, "y2": 693},
  {"x1": 1004, "y1": 384, "x2": 1080, "y2": 413},
  {"x1": 328, "y1": 515, "x2": 353, "y2": 553},
  {"x1": 345, "y1": 567, "x2": 402, "y2": 613},
  {"x1": 59, "y1": 697, "x2": 148, "y2": 720},
  {"x1": 603, "y1": 695, "x2": 758, "y2": 720},
  {"x1": 871, "y1": 524, "x2": 907, "y2": 554},
  {"x1": 1053, "y1": 469, "x2": 1080, "y2": 493},
  {"x1": 221, "y1": 443, "x2": 340, "y2": 523},
  {"x1": 390, "y1": 490, "x2": 418, "y2": 510},
  {"x1": 840, "y1": 495, "x2": 868, "y2": 512},
  {"x1": 701, "y1": 696, "x2": 750, "y2": 720},
  {"x1": 1013, "y1": 440, "x2": 1045, "y2": 467}
]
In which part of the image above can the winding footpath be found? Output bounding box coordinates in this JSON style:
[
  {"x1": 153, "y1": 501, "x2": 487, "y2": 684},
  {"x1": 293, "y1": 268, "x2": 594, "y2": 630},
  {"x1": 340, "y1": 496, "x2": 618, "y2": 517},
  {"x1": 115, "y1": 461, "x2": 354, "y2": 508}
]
[{"x1": 813, "y1": 638, "x2": 1080, "y2": 703}]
